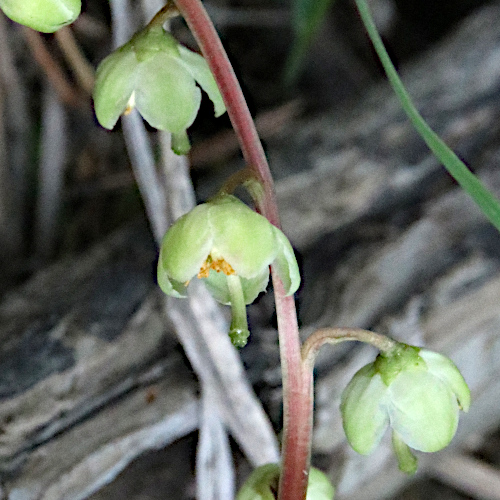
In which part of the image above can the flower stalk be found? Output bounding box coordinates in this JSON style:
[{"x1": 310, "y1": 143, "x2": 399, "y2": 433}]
[
  {"x1": 173, "y1": 0, "x2": 278, "y2": 225},
  {"x1": 147, "y1": 0, "x2": 180, "y2": 27},
  {"x1": 172, "y1": 0, "x2": 308, "y2": 497},
  {"x1": 274, "y1": 277, "x2": 313, "y2": 500},
  {"x1": 302, "y1": 327, "x2": 399, "y2": 371}
]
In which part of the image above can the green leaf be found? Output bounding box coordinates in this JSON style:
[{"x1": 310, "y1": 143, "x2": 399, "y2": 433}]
[
  {"x1": 284, "y1": 0, "x2": 335, "y2": 84},
  {"x1": 355, "y1": 0, "x2": 500, "y2": 234}
]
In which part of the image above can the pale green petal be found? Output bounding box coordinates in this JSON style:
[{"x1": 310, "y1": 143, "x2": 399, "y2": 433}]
[
  {"x1": 178, "y1": 45, "x2": 226, "y2": 117},
  {"x1": 0, "y1": 0, "x2": 80, "y2": 32},
  {"x1": 271, "y1": 226, "x2": 300, "y2": 296},
  {"x1": 93, "y1": 49, "x2": 138, "y2": 129},
  {"x1": 135, "y1": 54, "x2": 201, "y2": 133},
  {"x1": 306, "y1": 467, "x2": 335, "y2": 500},
  {"x1": 202, "y1": 269, "x2": 231, "y2": 304},
  {"x1": 388, "y1": 370, "x2": 459, "y2": 452},
  {"x1": 203, "y1": 268, "x2": 269, "y2": 305},
  {"x1": 208, "y1": 196, "x2": 276, "y2": 278},
  {"x1": 157, "y1": 257, "x2": 188, "y2": 298},
  {"x1": 159, "y1": 204, "x2": 213, "y2": 283},
  {"x1": 241, "y1": 268, "x2": 270, "y2": 304},
  {"x1": 340, "y1": 364, "x2": 389, "y2": 455},
  {"x1": 419, "y1": 350, "x2": 471, "y2": 412}
]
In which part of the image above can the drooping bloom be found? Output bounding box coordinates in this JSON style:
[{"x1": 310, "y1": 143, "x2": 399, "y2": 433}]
[
  {"x1": 93, "y1": 25, "x2": 225, "y2": 154},
  {"x1": 340, "y1": 344, "x2": 470, "y2": 473},
  {"x1": 0, "y1": 0, "x2": 80, "y2": 32},
  {"x1": 157, "y1": 195, "x2": 300, "y2": 346}
]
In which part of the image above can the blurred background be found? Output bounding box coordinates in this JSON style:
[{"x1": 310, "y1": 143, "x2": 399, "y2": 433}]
[{"x1": 1, "y1": 0, "x2": 500, "y2": 499}]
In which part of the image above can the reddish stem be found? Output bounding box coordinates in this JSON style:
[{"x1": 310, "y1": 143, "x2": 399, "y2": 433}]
[
  {"x1": 273, "y1": 278, "x2": 313, "y2": 500},
  {"x1": 173, "y1": 1, "x2": 311, "y2": 498},
  {"x1": 173, "y1": 0, "x2": 278, "y2": 225}
]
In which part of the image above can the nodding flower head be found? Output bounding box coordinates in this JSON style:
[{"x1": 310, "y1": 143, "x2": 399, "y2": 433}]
[
  {"x1": 93, "y1": 25, "x2": 225, "y2": 154},
  {"x1": 0, "y1": 0, "x2": 81, "y2": 32},
  {"x1": 157, "y1": 195, "x2": 300, "y2": 346},
  {"x1": 340, "y1": 344, "x2": 470, "y2": 474}
]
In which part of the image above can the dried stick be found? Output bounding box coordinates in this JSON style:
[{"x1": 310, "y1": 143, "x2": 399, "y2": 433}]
[
  {"x1": 35, "y1": 86, "x2": 67, "y2": 257},
  {"x1": 55, "y1": 26, "x2": 95, "y2": 94},
  {"x1": 22, "y1": 27, "x2": 82, "y2": 108}
]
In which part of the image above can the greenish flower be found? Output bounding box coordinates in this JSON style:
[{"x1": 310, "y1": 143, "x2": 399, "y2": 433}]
[
  {"x1": 340, "y1": 344, "x2": 470, "y2": 474},
  {"x1": 157, "y1": 195, "x2": 300, "y2": 346},
  {"x1": 236, "y1": 463, "x2": 334, "y2": 500},
  {"x1": 0, "y1": 0, "x2": 80, "y2": 32},
  {"x1": 93, "y1": 25, "x2": 225, "y2": 154}
]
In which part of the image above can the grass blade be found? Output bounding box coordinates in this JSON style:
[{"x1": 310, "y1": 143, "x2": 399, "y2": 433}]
[{"x1": 355, "y1": 0, "x2": 500, "y2": 232}]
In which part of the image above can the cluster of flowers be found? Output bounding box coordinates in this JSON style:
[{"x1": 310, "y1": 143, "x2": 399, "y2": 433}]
[{"x1": 5, "y1": 0, "x2": 471, "y2": 485}]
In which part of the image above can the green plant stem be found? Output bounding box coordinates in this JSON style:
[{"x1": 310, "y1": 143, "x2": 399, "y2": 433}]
[
  {"x1": 302, "y1": 327, "x2": 398, "y2": 372},
  {"x1": 172, "y1": 1, "x2": 309, "y2": 498},
  {"x1": 355, "y1": 0, "x2": 500, "y2": 233}
]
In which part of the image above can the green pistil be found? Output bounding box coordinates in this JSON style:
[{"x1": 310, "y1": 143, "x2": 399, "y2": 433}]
[
  {"x1": 392, "y1": 431, "x2": 418, "y2": 475},
  {"x1": 226, "y1": 274, "x2": 250, "y2": 348}
]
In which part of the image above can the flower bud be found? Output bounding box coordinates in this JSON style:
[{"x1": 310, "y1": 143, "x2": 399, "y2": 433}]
[
  {"x1": 340, "y1": 344, "x2": 470, "y2": 472},
  {"x1": 0, "y1": 0, "x2": 80, "y2": 32},
  {"x1": 93, "y1": 25, "x2": 225, "y2": 154},
  {"x1": 236, "y1": 464, "x2": 334, "y2": 500}
]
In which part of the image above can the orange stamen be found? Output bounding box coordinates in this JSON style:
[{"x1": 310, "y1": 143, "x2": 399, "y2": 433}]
[{"x1": 197, "y1": 254, "x2": 235, "y2": 278}]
